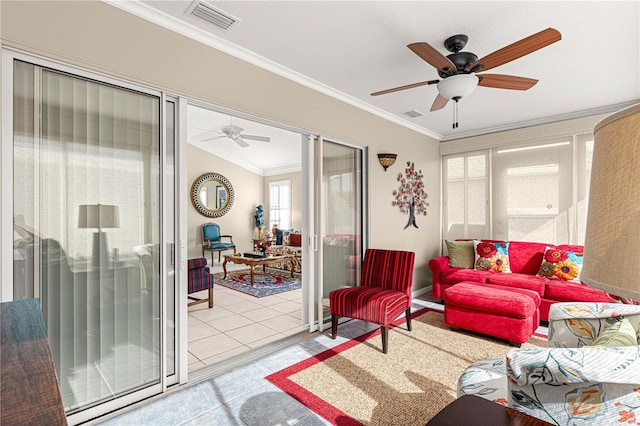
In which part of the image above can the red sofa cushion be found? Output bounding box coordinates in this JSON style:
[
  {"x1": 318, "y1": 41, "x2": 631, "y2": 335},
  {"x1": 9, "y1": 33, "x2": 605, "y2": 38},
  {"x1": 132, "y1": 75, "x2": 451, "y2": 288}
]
[
  {"x1": 544, "y1": 280, "x2": 611, "y2": 302},
  {"x1": 444, "y1": 282, "x2": 540, "y2": 319},
  {"x1": 485, "y1": 273, "x2": 547, "y2": 296}
]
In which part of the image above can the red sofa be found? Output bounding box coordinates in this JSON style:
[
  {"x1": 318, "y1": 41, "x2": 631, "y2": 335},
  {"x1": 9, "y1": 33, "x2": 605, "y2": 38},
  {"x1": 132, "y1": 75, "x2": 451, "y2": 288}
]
[{"x1": 429, "y1": 240, "x2": 611, "y2": 322}]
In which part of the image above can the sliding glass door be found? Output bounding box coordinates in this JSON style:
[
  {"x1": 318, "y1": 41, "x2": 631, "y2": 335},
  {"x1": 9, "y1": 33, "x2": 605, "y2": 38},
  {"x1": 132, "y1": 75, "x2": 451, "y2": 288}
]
[
  {"x1": 9, "y1": 56, "x2": 173, "y2": 420},
  {"x1": 316, "y1": 138, "x2": 365, "y2": 325}
]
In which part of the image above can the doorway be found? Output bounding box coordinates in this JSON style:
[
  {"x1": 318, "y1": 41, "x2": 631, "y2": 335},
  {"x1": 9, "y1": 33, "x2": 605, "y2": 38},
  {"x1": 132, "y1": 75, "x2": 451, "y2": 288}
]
[{"x1": 184, "y1": 103, "x2": 309, "y2": 371}]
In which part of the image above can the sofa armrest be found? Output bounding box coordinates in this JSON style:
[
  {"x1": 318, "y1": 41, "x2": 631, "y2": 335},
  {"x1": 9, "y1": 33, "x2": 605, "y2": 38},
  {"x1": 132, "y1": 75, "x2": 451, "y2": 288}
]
[
  {"x1": 428, "y1": 256, "x2": 450, "y2": 299},
  {"x1": 506, "y1": 346, "x2": 640, "y2": 425},
  {"x1": 548, "y1": 302, "x2": 640, "y2": 347}
]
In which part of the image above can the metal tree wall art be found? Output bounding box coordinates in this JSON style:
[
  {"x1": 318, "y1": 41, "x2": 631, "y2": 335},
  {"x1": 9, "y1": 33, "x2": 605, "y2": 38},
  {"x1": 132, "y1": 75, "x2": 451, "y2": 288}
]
[{"x1": 392, "y1": 161, "x2": 429, "y2": 229}]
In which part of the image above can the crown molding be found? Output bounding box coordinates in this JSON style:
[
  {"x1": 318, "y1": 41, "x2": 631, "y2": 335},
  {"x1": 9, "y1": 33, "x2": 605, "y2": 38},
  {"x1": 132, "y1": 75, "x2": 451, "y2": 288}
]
[
  {"x1": 103, "y1": 0, "x2": 443, "y2": 141},
  {"x1": 441, "y1": 100, "x2": 640, "y2": 142},
  {"x1": 263, "y1": 164, "x2": 302, "y2": 177}
]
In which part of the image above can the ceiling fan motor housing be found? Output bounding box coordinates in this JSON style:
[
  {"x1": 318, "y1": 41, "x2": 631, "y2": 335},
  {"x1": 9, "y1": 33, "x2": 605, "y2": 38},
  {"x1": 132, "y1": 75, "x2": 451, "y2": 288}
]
[{"x1": 439, "y1": 52, "x2": 479, "y2": 77}]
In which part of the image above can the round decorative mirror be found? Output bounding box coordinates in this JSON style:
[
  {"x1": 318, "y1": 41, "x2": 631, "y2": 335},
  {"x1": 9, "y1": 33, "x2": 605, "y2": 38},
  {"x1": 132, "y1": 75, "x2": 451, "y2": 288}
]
[{"x1": 191, "y1": 172, "x2": 234, "y2": 218}]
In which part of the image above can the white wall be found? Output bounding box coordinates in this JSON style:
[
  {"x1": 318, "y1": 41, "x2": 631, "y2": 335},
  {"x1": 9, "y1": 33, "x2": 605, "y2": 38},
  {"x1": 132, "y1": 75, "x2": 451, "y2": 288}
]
[{"x1": 1, "y1": 1, "x2": 440, "y2": 291}]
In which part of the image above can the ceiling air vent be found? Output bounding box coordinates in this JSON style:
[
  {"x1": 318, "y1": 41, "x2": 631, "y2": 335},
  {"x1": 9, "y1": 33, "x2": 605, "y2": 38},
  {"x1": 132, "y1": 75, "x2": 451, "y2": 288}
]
[
  {"x1": 186, "y1": 1, "x2": 240, "y2": 31},
  {"x1": 403, "y1": 109, "x2": 424, "y2": 118}
]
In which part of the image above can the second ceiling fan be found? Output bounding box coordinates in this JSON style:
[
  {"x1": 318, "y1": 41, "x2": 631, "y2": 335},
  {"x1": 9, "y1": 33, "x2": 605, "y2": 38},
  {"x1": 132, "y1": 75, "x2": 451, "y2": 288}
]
[
  {"x1": 371, "y1": 28, "x2": 561, "y2": 125},
  {"x1": 201, "y1": 122, "x2": 271, "y2": 148}
]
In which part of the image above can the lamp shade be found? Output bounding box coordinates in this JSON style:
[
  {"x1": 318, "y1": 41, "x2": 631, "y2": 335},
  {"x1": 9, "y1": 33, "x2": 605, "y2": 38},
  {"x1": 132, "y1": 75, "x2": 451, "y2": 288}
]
[
  {"x1": 437, "y1": 74, "x2": 479, "y2": 100},
  {"x1": 581, "y1": 103, "x2": 640, "y2": 300},
  {"x1": 78, "y1": 204, "x2": 120, "y2": 229}
]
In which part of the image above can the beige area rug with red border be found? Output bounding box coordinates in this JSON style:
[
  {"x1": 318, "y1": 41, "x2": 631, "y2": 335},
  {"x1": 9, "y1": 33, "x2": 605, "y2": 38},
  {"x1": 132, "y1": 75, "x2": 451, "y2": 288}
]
[{"x1": 266, "y1": 309, "x2": 547, "y2": 426}]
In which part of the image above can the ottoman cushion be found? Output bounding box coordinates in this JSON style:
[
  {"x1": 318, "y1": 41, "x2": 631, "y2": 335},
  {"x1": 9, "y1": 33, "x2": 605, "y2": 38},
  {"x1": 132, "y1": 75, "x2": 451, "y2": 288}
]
[
  {"x1": 444, "y1": 282, "x2": 541, "y2": 344},
  {"x1": 445, "y1": 283, "x2": 540, "y2": 318}
]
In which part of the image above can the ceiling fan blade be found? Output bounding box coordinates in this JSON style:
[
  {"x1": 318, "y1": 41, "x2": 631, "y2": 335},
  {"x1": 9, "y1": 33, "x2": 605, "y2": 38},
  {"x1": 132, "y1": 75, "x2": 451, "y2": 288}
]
[
  {"x1": 235, "y1": 138, "x2": 250, "y2": 148},
  {"x1": 201, "y1": 135, "x2": 226, "y2": 142},
  {"x1": 371, "y1": 80, "x2": 439, "y2": 96},
  {"x1": 470, "y1": 28, "x2": 561, "y2": 72},
  {"x1": 478, "y1": 74, "x2": 538, "y2": 90},
  {"x1": 430, "y1": 94, "x2": 449, "y2": 112},
  {"x1": 408, "y1": 42, "x2": 457, "y2": 73},
  {"x1": 240, "y1": 134, "x2": 270, "y2": 142}
]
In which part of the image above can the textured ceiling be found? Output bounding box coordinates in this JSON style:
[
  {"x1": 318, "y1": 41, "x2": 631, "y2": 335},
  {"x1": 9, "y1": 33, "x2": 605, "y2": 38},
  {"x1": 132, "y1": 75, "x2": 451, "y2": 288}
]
[{"x1": 115, "y1": 1, "x2": 640, "y2": 168}]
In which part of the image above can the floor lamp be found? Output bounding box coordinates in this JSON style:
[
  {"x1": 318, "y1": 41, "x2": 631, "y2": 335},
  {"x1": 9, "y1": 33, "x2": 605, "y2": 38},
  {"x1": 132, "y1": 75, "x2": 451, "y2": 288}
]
[
  {"x1": 581, "y1": 104, "x2": 640, "y2": 302},
  {"x1": 78, "y1": 204, "x2": 120, "y2": 267}
]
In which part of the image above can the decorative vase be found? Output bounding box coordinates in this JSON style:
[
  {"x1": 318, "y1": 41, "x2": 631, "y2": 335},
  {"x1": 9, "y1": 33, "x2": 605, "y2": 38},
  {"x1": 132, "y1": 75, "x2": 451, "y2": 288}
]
[{"x1": 257, "y1": 226, "x2": 264, "y2": 239}]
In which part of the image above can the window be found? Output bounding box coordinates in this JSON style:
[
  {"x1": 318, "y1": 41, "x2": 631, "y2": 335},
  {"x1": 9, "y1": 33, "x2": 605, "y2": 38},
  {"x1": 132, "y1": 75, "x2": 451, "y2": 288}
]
[
  {"x1": 443, "y1": 136, "x2": 594, "y2": 246},
  {"x1": 268, "y1": 180, "x2": 291, "y2": 230},
  {"x1": 443, "y1": 152, "x2": 489, "y2": 242}
]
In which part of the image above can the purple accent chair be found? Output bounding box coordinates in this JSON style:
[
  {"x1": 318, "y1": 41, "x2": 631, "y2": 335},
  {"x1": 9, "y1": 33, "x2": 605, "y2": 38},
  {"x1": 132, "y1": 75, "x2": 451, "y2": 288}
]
[{"x1": 188, "y1": 258, "x2": 214, "y2": 308}]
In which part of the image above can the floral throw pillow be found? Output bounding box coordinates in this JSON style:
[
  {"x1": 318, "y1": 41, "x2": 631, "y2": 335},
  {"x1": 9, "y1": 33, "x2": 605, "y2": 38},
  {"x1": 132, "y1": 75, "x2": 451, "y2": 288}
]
[
  {"x1": 473, "y1": 240, "x2": 511, "y2": 273},
  {"x1": 537, "y1": 246, "x2": 583, "y2": 283}
]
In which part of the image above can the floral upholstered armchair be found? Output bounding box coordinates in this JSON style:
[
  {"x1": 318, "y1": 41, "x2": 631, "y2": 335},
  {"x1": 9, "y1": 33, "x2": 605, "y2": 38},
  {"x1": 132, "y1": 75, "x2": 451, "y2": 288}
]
[{"x1": 458, "y1": 302, "x2": 640, "y2": 425}]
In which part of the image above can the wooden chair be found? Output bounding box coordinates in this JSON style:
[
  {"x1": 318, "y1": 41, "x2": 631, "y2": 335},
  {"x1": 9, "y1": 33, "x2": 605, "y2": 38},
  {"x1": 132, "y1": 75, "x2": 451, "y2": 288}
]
[
  {"x1": 201, "y1": 223, "x2": 235, "y2": 264},
  {"x1": 329, "y1": 248, "x2": 415, "y2": 354}
]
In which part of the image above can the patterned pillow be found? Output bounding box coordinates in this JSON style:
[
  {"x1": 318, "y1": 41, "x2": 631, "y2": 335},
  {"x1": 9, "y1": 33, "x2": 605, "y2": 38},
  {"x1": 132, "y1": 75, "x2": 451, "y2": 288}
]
[
  {"x1": 585, "y1": 319, "x2": 638, "y2": 347},
  {"x1": 537, "y1": 246, "x2": 583, "y2": 283},
  {"x1": 473, "y1": 240, "x2": 511, "y2": 273}
]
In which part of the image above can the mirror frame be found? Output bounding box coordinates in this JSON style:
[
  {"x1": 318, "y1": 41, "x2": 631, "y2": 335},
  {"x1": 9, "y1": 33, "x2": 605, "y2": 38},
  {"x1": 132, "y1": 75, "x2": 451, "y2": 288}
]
[{"x1": 190, "y1": 172, "x2": 234, "y2": 218}]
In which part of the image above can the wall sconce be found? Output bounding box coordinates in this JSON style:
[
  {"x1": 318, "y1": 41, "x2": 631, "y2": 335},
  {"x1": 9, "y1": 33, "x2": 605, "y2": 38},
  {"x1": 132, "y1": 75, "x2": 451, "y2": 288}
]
[{"x1": 377, "y1": 153, "x2": 397, "y2": 171}]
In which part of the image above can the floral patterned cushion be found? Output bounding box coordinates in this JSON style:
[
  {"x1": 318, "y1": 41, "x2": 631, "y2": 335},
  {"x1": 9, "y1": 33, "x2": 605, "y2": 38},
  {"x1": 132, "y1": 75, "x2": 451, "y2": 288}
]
[
  {"x1": 458, "y1": 303, "x2": 640, "y2": 425},
  {"x1": 473, "y1": 240, "x2": 511, "y2": 273},
  {"x1": 266, "y1": 244, "x2": 302, "y2": 273},
  {"x1": 585, "y1": 319, "x2": 638, "y2": 347},
  {"x1": 537, "y1": 246, "x2": 583, "y2": 283},
  {"x1": 457, "y1": 358, "x2": 508, "y2": 405},
  {"x1": 506, "y1": 346, "x2": 640, "y2": 425},
  {"x1": 549, "y1": 302, "x2": 640, "y2": 348}
]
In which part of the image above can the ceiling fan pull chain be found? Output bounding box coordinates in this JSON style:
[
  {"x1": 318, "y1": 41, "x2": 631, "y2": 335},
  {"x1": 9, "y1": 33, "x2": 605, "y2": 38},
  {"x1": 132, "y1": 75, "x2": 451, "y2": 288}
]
[
  {"x1": 452, "y1": 101, "x2": 455, "y2": 129},
  {"x1": 452, "y1": 98, "x2": 459, "y2": 129}
]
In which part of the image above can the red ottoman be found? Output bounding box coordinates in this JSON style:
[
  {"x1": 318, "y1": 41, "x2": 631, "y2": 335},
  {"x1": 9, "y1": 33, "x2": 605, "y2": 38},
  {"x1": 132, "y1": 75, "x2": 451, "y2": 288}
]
[{"x1": 444, "y1": 282, "x2": 541, "y2": 346}]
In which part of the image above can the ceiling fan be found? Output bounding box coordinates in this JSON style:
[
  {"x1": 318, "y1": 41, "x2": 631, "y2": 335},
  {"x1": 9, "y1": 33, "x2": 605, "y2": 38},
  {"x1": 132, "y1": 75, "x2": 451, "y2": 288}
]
[
  {"x1": 201, "y1": 123, "x2": 271, "y2": 148},
  {"x1": 371, "y1": 28, "x2": 561, "y2": 127}
]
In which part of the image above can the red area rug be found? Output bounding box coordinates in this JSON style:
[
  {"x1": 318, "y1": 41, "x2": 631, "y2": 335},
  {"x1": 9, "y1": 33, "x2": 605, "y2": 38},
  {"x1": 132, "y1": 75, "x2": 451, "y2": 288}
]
[
  {"x1": 214, "y1": 268, "x2": 301, "y2": 298},
  {"x1": 266, "y1": 309, "x2": 547, "y2": 425}
]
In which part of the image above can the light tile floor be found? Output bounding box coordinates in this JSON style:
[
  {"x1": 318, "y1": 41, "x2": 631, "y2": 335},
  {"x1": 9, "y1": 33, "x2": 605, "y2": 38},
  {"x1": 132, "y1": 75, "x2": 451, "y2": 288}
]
[
  {"x1": 187, "y1": 264, "x2": 305, "y2": 371},
  {"x1": 97, "y1": 295, "x2": 549, "y2": 425},
  {"x1": 96, "y1": 297, "x2": 444, "y2": 425}
]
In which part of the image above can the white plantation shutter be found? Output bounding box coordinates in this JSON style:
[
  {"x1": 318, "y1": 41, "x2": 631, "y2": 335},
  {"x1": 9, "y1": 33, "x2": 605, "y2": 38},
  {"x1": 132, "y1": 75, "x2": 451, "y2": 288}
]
[{"x1": 443, "y1": 136, "x2": 594, "y2": 246}]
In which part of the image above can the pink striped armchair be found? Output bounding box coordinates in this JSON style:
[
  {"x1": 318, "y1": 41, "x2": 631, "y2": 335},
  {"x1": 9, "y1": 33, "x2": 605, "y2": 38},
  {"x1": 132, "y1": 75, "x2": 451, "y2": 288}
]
[{"x1": 329, "y1": 249, "x2": 415, "y2": 354}]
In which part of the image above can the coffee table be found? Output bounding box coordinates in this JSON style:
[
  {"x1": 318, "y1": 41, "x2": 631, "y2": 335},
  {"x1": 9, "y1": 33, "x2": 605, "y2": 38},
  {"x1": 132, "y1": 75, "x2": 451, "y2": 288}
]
[
  {"x1": 222, "y1": 253, "x2": 296, "y2": 286},
  {"x1": 426, "y1": 395, "x2": 552, "y2": 425}
]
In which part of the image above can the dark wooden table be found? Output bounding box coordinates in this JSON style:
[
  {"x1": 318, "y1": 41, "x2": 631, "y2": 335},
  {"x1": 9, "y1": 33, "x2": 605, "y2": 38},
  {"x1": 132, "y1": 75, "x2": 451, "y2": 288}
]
[
  {"x1": 1, "y1": 299, "x2": 67, "y2": 425},
  {"x1": 427, "y1": 395, "x2": 552, "y2": 426}
]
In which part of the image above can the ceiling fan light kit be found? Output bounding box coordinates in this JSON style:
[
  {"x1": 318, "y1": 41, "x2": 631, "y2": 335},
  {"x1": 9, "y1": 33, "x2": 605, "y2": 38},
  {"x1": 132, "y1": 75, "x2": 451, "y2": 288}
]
[
  {"x1": 371, "y1": 28, "x2": 562, "y2": 128},
  {"x1": 437, "y1": 74, "x2": 479, "y2": 100}
]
